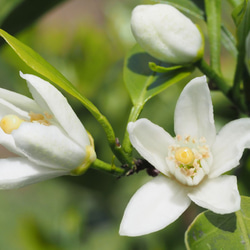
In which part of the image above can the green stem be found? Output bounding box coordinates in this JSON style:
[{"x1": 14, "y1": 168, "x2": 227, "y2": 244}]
[
  {"x1": 205, "y1": 0, "x2": 222, "y2": 73},
  {"x1": 196, "y1": 59, "x2": 230, "y2": 95},
  {"x1": 72, "y1": 90, "x2": 132, "y2": 165},
  {"x1": 91, "y1": 159, "x2": 125, "y2": 175},
  {"x1": 196, "y1": 58, "x2": 247, "y2": 113},
  {"x1": 122, "y1": 103, "x2": 144, "y2": 156}
]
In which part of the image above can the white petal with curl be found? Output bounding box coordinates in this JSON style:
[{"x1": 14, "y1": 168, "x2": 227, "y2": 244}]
[
  {"x1": 0, "y1": 98, "x2": 30, "y2": 120},
  {"x1": 128, "y1": 119, "x2": 175, "y2": 176},
  {"x1": 174, "y1": 76, "x2": 216, "y2": 146},
  {"x1": 20, "y1": 72, "x2": 90, "y2": 148},
  {"x1": 188, "y1": 175, "x2": 240, "y2": 214},
  {"x1": 12, "y1": 122, "x2": 86, "y2": 171},
  {"x1": 209, "y1": 118, "x2": 250, "y2": 178},
  {"x1": 119, "y1": 176, "x2": 191, "y2": 236},
  {"x1": 0, "y1": 157, "x2": 67, "y2": 189},
  {"x1": 0, "y1": 87, "x2": 41, "y2": 113}
]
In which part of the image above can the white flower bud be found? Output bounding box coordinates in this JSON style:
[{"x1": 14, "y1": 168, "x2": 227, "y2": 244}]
[{"x1": 131, "y1": 4, "x2": 204, "y2": 64}]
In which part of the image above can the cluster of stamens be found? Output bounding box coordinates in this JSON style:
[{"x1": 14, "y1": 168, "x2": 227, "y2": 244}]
[
  {"x1": 0, "y1": 112, "x2": 53, "y2": 134},
  {"x1": 167, "y1": 135, "x2": 210, "y2": 181}
]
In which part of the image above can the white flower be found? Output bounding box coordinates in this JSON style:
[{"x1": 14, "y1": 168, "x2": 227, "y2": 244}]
[
  {"x1": 131, "y1": 4, "x2": 204, "y2": 64},
  {"x1": 119, "y1": 76, "x2": 250, "y2": 236},
  {"x1": 0, "y1": 72, "x2": 96, "y2": 189}
]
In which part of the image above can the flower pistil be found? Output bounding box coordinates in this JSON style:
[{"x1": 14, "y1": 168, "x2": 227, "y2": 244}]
[{"x1": 167, "y1": 135, "x2": 211, "y2": 185}]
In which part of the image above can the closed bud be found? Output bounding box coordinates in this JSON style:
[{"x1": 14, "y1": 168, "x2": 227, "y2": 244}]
[{"x1": 131, "y1": 4, "x2": 204, "y2": 64}]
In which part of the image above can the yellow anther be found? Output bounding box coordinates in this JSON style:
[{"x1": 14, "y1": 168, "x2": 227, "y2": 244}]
[
  {"x1": 175, "y1": 147, "x2": 195, "y2": 165},
  {"x1": 0, "y1": 115, "x2": 25, "y2": 134}
]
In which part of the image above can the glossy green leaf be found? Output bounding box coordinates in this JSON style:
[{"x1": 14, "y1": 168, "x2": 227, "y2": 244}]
[
  {"x1": 124, "y1": 44, "x2": 193, "y2": 106},
  {"x1": 185, "y1": 196, "x2": 250, "y2": 249}
]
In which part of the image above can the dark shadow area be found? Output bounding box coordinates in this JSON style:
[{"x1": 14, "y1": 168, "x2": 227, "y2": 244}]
[{"x1": 205, "y1": 211, "x2": 237, "y2": 233}]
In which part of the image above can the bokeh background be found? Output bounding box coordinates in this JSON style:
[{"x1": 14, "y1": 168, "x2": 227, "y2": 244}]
[{"x1": 0, "y1": 0, "x2": 249, "y2": 249}]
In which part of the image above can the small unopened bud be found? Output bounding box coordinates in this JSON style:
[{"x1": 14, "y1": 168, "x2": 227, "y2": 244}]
[{"x1": 131, "y1": 4, "x2": 204, "y2": 64}]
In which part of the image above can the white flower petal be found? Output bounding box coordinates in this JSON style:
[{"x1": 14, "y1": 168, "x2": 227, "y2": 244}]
[
  {"x1": 188, "y1": 175, "x2": 240, "y2": 214},
  {"x1": 128, "y1": 119, "x2": 175, "y2": 175},
  {"x1": 0, "y1": 87, "x2": 41, "y2": 113},
  {"x1": 174, "y1": 76, "x2": 216, "y2": 146},
  {"x1": 0, "y1": 129, "x2": 26, "y2": 157},
  {"x1": 12, "y1": 122, "x2": 86, "y2": 171},
  {"x1": 0, "y1": 157, "x2": 67, "y2": 189},
  {"x1": 20, "y1": 72, "x2": 90, "y2": 148},
  {"x1": 0, "y1": 98, "x2": 30, "y2": 120},
  {"x1": 209, "y1": 118, "x2": 250, "y2": 178},
  {"x1": 119, "y1": 176, "x2": 191, "y2": 236}
]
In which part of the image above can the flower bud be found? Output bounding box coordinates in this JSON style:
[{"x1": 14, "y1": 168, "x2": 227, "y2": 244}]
[{"x1": 131, "y1": 4, "x2": 204, "y2": 64}]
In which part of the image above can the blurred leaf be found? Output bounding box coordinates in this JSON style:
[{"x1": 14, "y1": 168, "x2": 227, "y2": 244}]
[
  {"x1": 0, "y1": 0, "x2": 23, "y2": 25},
  {"x1": 0, "y1": 0, "x2": 65, "y2": 46},
  {"x1": 221, "y1": 25, "x2": 238, "y2": 57},
  {"x1": 0, "y1": 29, "x2": 99, "y2": 113},
  {"x1": 0, "y1": 29, "x2": 78, "y2": 93},
  {"x1": 154, "y1": 0, "x2": 205, "y2": 19},
  {"x1": 232, "y1": 0, "x2": 248, "y2": 26},
  {"x1": 185, "y1": 196, "x2": 250, "y2": 249},
  {"x1": 124, "y1": 44, "x2": 193, "y2": 106},
  {"x1": 228, "y1": 0, "x2": 244, "y2": 8}
]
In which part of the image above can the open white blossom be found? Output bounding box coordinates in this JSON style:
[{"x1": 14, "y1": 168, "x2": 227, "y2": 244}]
[
  {"x1": 0, "y1": 72, "x2": 96, "y2": 189},
  {"x1": 120, "y1": 76, "x2": 250, "y2": 237},
  {"x1": 131, "y1": 4, "x2": 204, "y2": 64}
]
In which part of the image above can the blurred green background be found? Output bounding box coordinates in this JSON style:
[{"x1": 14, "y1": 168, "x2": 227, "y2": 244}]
[{"x1": 0, "y1": 0, "x2": 249, "y2": 249}]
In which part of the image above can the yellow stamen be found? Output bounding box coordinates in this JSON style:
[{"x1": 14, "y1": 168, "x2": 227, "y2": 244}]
[
  {"x1": 0, "y1": 115, "x2": 25, "y2": 134},
  {"x1": 175, "y1": 147, "x2": 195, "y2": 165}
]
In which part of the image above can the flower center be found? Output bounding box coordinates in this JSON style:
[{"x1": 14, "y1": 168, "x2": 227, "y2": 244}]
[
  {"x1": 0, "y1": 112, "x2": 52, "y2": 134},
  {"x1": 167, "y1": 135, "x2": 211, "y2": 186},
  {"x1": 0, "y1": 115, "x2": 24, "y2": 134},
  {"x1": 175, "y1": 147, "x2": 194, "y2": 165}
]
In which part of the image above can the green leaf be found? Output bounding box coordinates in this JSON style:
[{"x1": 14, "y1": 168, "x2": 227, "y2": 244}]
[
  {"x1": 232, "y1": 0, "x2": 248, "y2": 26},
  {"x1": 0, "y1": 29, "x2": 84, "y2": 102},
  {"x1": 124, "y1": 44, "x2": 193, "y2": 106},
  {"x1": 229, "y1": 0, "x2": 244, "y2": 8},
  {"x1": 185, "y1": 196, "x2": 250, "y2": 249},
  {"x1": 221, "y1": 25, "x2": 238, "y2": 58}
]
